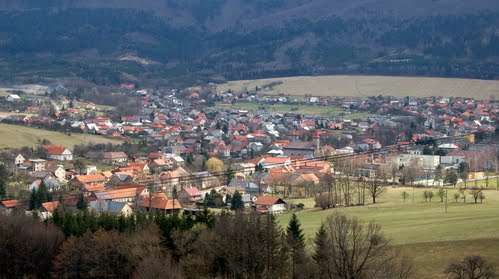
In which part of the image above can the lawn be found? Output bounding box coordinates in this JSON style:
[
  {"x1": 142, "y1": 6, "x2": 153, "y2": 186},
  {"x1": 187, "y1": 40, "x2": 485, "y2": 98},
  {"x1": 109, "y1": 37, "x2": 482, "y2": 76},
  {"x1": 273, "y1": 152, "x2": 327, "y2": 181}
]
[
  {"x1": 0, "y1": 123, "x2": 122, "y2": 149},
  {"x1": 216, "y1": 102, "x2": 369, "y2": 119},
  {"x1": 278, "y1": 187, "x2": 499, "y2": 278}
]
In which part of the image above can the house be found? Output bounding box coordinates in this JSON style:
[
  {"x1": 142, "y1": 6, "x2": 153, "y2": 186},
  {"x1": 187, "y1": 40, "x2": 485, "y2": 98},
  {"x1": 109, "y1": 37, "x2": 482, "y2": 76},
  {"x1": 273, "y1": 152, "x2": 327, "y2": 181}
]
[
  {"x1": 15, "y1": 154, "x2": 26, "y2": 166},
  {"x1": 283, "y1": 141, "x2": 316, "y2": 157},
  {"x1": 7, "y1": 94, "x2": 21, "y2": 102},
  {"x1": 90, "y1": 200, "x2": 134, "y2": 217},
  {"x1": 178, "y1": 186, "x2": 203, "y2": 204},
  {"x1": 74, "y1": 174, "x2": 107, "y2": 187},
  {"x1": 254, "y1": 196, "x2": 287, "y2": 214},
  {"x1": 103, "y1": 152, "x2": 128, "y2": 166},
  {"x1": 137, "y1": 192, "x2": 182, "y2": 213},
  {"x1": 0, "y1": 199, "x2": 20, "y2": 213},
  {"x1": 93, "y1": 184, "x2": 148, "y2": 203},
  {"x1": 30, "y1": 159, "x2": 47, "y2": 172},
  {"x1": 43, "y1": 145, "x2": 73, "y2": 161},
  {"x1": 41, "y1": 201, "x2": 59, "y2": 214}
]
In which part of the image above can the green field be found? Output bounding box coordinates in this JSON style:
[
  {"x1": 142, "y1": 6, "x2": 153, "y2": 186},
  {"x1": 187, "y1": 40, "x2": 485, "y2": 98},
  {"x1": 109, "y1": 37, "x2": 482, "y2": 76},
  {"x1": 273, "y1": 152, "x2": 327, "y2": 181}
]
[
  {"x1": 216, "y1": 102, "x2": 369, "y2": 119},
  {"x1": 0, "y1": 123, "x2": 122, "y2": 149},
  {"x1": 278, "y1": 187, "x2": 499, "y2": 278},
  {"x1": 217, "y1": 75, "x2": 499, "y2": 99}
]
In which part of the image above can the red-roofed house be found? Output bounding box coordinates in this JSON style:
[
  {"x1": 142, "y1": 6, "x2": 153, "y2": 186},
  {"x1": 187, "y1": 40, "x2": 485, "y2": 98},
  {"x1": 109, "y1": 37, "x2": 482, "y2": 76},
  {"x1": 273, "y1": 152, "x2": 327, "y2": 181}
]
[
  {"x1": 0, "y1": 199, "x2": 20, "y2": 213},
  {"x1": 254, "y1": 196, "x2": 287, "y2": 214},
  {"x1": 43, "y1": 145, "x2": 73, "y2": 161},
  {"x1": 138, "y1": 192, "x2": 182, "y2": 213},
  {"x1": 178, "y1": 186, "x2": 203, "y2": 204}
]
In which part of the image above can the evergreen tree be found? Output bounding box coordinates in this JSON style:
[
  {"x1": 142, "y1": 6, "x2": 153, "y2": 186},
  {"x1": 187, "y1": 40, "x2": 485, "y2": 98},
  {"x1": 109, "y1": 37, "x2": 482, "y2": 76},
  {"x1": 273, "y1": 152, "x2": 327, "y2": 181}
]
[
  {"x1": 29, "y1": 189, "x2": 38, "y2": 210},
  {"x1": 0, "y1": 163, "x2": 8, "y2": 199},
  {"x1": 313, "y1": 224, "x2": 331, "y2": 279},
  {"x1": 230, "y1": 191, "x2": 244, "y2": 210},
  {"x1": 286, "y1": 213, "x2": 307, "y2": 279},
  {"x1": 76, "y1": 193, "x2": 88, "y2": 210},
  {"x1": 0, "y1": 181, "x2": 5, "y2": 199}
]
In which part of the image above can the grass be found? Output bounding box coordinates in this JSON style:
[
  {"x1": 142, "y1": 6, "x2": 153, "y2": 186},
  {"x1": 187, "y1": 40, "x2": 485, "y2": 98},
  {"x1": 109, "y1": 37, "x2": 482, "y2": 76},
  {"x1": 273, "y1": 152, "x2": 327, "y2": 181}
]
[
  {"x1": 0, "y1": 123, "x2": 122, "y2": 149},
  {"x1": 216, "y1": 102, "x2": 369, "y2": 119},
  {"x1": 278, "y1": 187, "x2": 499, "y2": 278},
  {"x1": 458, "y1": 177, "x2": 499, "y2": 188},
  {"x1": 217, "y1": 75, "x2": 499, "y2": 99}
]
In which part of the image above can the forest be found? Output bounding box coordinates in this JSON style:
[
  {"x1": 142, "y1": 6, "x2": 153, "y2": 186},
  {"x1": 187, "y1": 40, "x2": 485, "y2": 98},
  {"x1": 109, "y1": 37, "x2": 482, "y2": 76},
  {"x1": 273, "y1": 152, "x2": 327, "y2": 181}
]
[{"x1": 0, "y1": 209, "x2": 494, "y2": 279}]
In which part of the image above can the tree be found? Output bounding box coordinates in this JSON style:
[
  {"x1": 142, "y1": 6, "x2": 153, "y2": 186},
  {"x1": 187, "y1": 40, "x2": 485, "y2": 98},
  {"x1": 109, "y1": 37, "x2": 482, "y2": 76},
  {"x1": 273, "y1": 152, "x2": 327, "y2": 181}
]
[
  {"x1": 468, "y1": 188, "x2": 483, "y2": 204},
  {"x1": 76, "y1": 193, "x2": 88, "y2": 210},
  {"x1": 73, "y1": 159, "x2": 85, "y2": 175},
  {"x1": 454, "y1": 192, "x2": 461, "y2": 202},
  {"x1": 427, "y1": 191, "x2": 434, "y2": 202},
  {"x1": 230, "y1": 191, "x2": 244, "y2": 210},
  {"x1": 315, "y1": 192, "x2": 332, "y2": 209},
  {"x1": 434, "y1": 165, "x2": 443, "y2": 186},
  {"x1": 0, "y1": 163, "x2": 8, "y2": 199},
  {"x1": 286, "y1": 213, "x2": 308, "y2": 279},
  {"x1": 444, "y1": 255, "x2": 496, "y2": 279},
  {"x1": 478, "y1": 192, "x2": 486, "y2": 203},
  {"x1": 313, "y1": 224, "x2": 332, "y2": 279},
  {"x1": 459, "y1": 162, "x2": 470, "y2": 188},
  {"x1": 367, "y1": 178, "x2": 385, "y2": 204},
  {"x1": 319, "y1": 214, "x2": 413, "y2": 279},
  {"x1": 438, "y1": 188, "x2": 445, "y2": 202},
  {"x1": 445, "y1": 170, "x2": 459, "y2": 187},
  {"x1": 0, "y1": 214, "x2": 64, "y2": 278},
  {"x1": 401, "y1": 191, "x2": 409, "y2": 202},
  {"x1": 205, "y1": 157, "x2": 224, "y2": 174}
]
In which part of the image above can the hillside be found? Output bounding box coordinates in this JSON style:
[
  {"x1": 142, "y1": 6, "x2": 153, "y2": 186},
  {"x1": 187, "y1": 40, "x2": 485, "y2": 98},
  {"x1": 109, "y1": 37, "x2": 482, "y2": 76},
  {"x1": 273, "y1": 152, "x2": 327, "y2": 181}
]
[
  {"x1": 0, "y1": 123, "x2": 122, "y2": 149},
  {"x1": 0, "y1": 0, "x2": 498, "y2": 85},
  {"x1": 217, "y1": 75, "x2": 499, "y2": 99}
]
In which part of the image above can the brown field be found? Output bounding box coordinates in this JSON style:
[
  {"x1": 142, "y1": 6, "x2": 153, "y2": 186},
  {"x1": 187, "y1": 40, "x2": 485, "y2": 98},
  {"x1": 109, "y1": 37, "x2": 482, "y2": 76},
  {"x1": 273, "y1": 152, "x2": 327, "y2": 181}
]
[{"x1": 217, "y1": 75, "x2": 499, "y2": 99}]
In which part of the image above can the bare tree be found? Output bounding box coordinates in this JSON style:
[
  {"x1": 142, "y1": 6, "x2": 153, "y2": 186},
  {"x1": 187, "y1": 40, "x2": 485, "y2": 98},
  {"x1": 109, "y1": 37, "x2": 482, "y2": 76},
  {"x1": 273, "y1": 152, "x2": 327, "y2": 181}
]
[
  {"x1": 444, "y1": 255, "x2": 496, "y2": 279},
  {"x1": 317, "y1": 214, "x2": 413, "y2": 279},
  {"x1": 468, "y1": 188, "x2": 483, "y2": 204},
  {"x1": 367, "y1": 172, "x2": 386, "y2": 204}
]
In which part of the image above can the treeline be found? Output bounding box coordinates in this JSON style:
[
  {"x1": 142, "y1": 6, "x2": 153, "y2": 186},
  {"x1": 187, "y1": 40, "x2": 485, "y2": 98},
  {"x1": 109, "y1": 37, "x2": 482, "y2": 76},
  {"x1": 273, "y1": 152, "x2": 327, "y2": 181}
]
[
  {"x1": 0, "y1": 210, "x2": 411, "y2": 279},
  {"x1": 1, "y1": 210, "x2": 496, "y2": 278}
]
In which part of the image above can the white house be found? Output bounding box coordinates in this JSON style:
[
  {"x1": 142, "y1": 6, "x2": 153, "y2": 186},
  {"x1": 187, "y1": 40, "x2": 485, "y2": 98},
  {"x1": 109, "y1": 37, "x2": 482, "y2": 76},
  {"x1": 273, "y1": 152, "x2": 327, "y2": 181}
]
[
  {"x1": 254, "y1": 196, "x2": 287, "y2": 214},
  {"x1": 44, "y1": 145, "x2": 73, "y2": 161},
  {"x1": 14, "y1": 154, "x2": 26, "y2": 166},
  {"x1": 7, "y1": 94, "x2": 21, "y2": 102}
]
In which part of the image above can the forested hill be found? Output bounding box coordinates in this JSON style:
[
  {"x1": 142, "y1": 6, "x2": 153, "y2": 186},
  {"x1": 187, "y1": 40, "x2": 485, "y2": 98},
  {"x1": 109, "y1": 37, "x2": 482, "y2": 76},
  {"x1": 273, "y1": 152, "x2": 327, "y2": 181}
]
[{"x1": 0, "y1": 0, "x2": 498, "y2": 85}]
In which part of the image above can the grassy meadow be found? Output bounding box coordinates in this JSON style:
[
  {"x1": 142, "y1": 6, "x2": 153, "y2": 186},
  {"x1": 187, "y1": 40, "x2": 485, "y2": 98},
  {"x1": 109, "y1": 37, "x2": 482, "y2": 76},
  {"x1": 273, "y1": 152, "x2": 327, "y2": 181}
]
[
  {"x1": 0, "y1": 123, "x2": 122, "y2": 149},
  {"x1": 217, "y1": 75, "x2": 499, "y2": 99},
  {"x1": 278, "y1": 187, "x2": 499, "y2": 278}
]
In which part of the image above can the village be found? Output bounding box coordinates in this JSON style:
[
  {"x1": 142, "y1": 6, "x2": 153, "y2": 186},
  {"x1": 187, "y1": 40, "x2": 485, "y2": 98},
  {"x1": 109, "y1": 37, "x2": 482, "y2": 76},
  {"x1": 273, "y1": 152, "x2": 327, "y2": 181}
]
[{"x1": 0, "y1": 83, "x2": 497, "y2": 219}]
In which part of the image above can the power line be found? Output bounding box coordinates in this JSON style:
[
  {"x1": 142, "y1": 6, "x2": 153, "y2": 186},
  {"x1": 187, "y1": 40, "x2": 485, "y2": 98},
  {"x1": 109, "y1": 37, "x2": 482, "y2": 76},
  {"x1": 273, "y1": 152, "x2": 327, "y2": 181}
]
[{"x1": 136, "y1": 133, "x2": 473, "y2": 188}]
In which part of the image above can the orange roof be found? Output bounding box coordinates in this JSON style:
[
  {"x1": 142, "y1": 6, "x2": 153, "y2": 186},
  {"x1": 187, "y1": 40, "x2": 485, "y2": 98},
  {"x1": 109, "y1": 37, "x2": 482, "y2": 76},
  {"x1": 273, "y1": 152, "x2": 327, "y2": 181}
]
[
  {"x1": 43, "y1": 145, "x2": 67, "y2": 155},
  {"x1": 84, "y1": 183, "x2": 106, "y2": 192},
  {"x1": 260, "y1": 156, "x2": 290, "y2": 165},
  {"x1": 138, "y1": 193, "x2": 182, "y2": 210},
  {"x1": 0, "y1": 199, "x2": 19, "y2": 208},
  {"x1": 94, "y1": 184, "x2": 145, "y2": 200},
  {"x1": 42, "y1": 201, "x2": 59, "y2": 213},
  {"x1": 255, "y1": 196, "x2": 285, "y2": 206},
  {"x1": 76, "y1": 174, "x2": 106, "y2": 184}
]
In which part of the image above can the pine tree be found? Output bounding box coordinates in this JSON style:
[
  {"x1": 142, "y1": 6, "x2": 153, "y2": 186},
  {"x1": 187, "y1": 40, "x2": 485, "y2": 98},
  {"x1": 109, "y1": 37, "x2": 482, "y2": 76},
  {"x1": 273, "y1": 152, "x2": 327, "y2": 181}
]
[
  {"x1": 0, "y1": 181, "x2": 5, "y2": 199},
  {"x1": 313, "y1": 224, "x2": 331, "y2": 279},
  {"x1": 29, "y1": 188, "x2": 38, "y2": 210},
  {"x1": 286, "y1": 213, "x2": 307, "y2": 279},
  {"x1": 230, "y1": 191, "x2": 244, "y2": 210},
  {"x1": 76, "y1": 193, "x2": 87, "y2": 211},
  {"x1": 0, "y1": 163, "x2": 8, "y2": 199}
]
